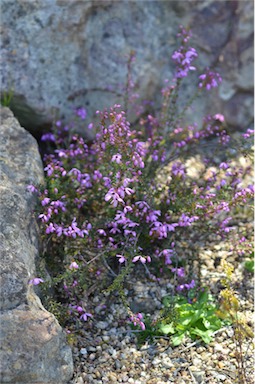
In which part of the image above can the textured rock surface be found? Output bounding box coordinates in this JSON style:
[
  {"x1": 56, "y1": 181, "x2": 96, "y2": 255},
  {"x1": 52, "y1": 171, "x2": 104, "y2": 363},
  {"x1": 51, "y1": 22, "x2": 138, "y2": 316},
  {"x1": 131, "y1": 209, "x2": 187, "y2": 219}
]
[
  {"x1": 0, "y1": 107, "x2": 73, "y2": 383},
  {"x1": 0, "y1": 0, "x2": 253, "y2": 136}
]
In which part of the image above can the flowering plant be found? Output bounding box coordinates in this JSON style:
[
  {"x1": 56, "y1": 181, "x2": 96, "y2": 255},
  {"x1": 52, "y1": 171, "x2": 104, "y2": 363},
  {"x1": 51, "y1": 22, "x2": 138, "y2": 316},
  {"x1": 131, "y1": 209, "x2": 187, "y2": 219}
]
[{"x1": 28, "y1": 26, "x2": 253, "y2": 338}]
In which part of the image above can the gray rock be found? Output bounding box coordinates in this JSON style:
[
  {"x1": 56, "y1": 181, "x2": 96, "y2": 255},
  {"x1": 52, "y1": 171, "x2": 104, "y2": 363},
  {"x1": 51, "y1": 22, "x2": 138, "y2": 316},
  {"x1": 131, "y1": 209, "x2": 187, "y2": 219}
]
[
  {"x1": 0, "y1": 107, "x2": 73, "y2": 383},
  {"x1": 96, "y1": 320, "x2": 109, "y2": 330},
  {"x1": 1, "y1": 1, "x2": 253, "y2": 137}
]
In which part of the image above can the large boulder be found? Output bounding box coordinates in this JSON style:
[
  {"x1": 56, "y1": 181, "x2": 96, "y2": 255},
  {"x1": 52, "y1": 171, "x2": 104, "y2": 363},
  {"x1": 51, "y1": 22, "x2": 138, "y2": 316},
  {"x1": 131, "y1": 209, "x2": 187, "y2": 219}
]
[
  {"x1": 0, "y1": 0, "x2": 253, "y2": 137},
  {"x1": 0, "y1": 106, "x2": 73, "y2": 383}
]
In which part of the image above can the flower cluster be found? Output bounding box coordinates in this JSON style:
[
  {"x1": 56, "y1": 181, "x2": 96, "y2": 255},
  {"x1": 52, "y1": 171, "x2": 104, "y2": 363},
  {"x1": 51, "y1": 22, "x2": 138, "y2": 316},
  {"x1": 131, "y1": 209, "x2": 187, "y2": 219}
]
[
  {"x1": 172, "y1": 26, "x2": 198, "y2": 79},
  {"x1": 129, "y1": 312, "x2": 145, "y2": 331},
  {"x1": 198, "y1": 69, "x2": 222, "y2": 90},
  {"x1": 28, "y1": 26, "x2": 253, "y2": 331}
]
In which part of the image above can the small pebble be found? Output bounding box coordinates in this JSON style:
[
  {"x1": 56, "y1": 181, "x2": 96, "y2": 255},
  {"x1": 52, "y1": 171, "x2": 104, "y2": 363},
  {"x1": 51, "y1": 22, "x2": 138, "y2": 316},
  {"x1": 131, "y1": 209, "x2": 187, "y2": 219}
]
[
  {"x1": 95, "y1": 370, "x2": 101, "y2": 379},
  {"x1": 80, "y1": 348, "x2": 87, "y2": 355},
  {"x1": 162, "y1": 358, "x2": 173, "y2": 368},
  {"x1": 193, "y1": 357, "x2": 202, "y2": 366},
  {"x1": 214, "y1": 344, "x2": 223, "y2": 352},
  {"x1": 152, "y1": 357, "x2": 161, "y2": 366},
  {"x1": 96, "y1": 321, "x2": 108, "y2": 330},
  {"x1": 115, "y1": 359, "x2": 122, "y2": 370},
  {"x1": 87, "y1": 346, "x2": 96, "y2": 352}
]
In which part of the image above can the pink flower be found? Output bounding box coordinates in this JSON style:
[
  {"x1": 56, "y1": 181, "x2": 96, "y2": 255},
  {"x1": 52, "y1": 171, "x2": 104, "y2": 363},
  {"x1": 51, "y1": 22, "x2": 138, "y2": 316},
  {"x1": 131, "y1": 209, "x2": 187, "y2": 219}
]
[
  {"x1": 29, "y1": 277, "x2": 44, "y2": 285},
  {"x1": 214, "y1": 113, "x2": 225, "y2": 122},
  {"x1": 111, "y1": 153, "x2": 122, "y2": 164},
  {"x1": 130, "y1": 313, "x2": 146, "y2": 330},
  {"x1": 69, "y1": 261, "x2": 79, "y2": 270},
  {"x1": 116, "y1": 254, "x2": 126, "y2": 264},
  {"x1": 132, "y1": 255, "x2": 151, "y2": 264},
  {"x1": 97, "y1": 229, "x2": 106, "y2": 236},
  {"x1": 27, "y1": 185, "x2": 38, "y2": 193},
  {"x1": 105, "y1": 188, "x2": 124, "y2": 207}
]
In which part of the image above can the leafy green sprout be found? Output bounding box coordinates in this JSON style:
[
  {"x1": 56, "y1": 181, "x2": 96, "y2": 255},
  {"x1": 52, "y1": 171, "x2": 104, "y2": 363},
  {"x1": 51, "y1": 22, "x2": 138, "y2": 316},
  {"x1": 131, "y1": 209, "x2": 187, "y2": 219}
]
[
  {"x1": 131, "y1": 288, "x2": 228, "y2": 347},
  {"x1": 1, "y1": 89, "x2": 14, "y2": 107}
]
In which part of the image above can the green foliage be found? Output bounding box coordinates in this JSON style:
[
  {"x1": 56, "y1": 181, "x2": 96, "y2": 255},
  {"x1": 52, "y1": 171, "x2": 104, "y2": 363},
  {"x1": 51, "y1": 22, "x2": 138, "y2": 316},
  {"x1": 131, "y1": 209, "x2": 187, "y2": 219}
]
[
  {"x1": 244, "y1": 252, "x2": 254, "y2": 273},
  {"x1": 45, "y1": 297, "x2": 69, "y2": 325},
  {"x1": 132, "y1": 289, "x2": 225, "y2": 347},
  {"x1": 1, "y1": 89, "x2": 14, "y2": 107}
]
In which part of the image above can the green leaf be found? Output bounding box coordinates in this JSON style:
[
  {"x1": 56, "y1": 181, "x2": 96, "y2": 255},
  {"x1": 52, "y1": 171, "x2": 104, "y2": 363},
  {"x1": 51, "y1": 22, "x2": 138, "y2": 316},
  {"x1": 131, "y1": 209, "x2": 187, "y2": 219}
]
[
  {"x1": 171, "y1": 332, "x2": 185, "y2": 346},
  {"x1": 202, "y1": 318, "x2": 212, "y2": 329},
  {"x1": 244, "y1": 260, "x2": 254, "y2": 273},
  {"x1": 190, "y1": 328, "x2": 214, "y2": 344},
  {"x1": 159, "y1": 323, "x2": 175, "y2": 334}
]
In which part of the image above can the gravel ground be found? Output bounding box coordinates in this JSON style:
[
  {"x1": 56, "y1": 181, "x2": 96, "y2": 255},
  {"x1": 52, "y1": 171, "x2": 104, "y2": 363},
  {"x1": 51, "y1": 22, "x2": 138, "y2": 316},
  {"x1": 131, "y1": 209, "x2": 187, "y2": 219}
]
[{"x1": 67, "y1": 248, "x2": 254, "y2": 384}]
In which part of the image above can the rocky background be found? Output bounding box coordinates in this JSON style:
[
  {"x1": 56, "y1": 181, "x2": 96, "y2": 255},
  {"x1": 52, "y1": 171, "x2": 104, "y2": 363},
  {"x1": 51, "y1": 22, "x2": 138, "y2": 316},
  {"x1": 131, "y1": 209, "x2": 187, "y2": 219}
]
[
  {"x1": 0, "y1": 107, "x2": 73, "y2": 383},
  {"x1": 1, "y1": 0, "x2": 254, "y2": 139}
]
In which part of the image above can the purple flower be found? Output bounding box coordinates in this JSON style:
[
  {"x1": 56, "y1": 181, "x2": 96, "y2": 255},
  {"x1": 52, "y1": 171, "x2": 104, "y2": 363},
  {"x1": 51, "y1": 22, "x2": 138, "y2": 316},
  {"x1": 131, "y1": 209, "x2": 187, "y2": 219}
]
[
  {"x1": 41, "y1": 197, "x2": 51, "y2": 206},
  {"x1": 177, "y1": 279, "x2": 195, "y2": 292},
  {"x1": 178, "y1": 214, "x2": 199, "y2": 227},
  {"x1": 63, "y1": 218, "x2": 88, "y2": 238},
  {"x1": 117, "y1": 186, "x2": 135, "y2": 199},
  {"x1": 159, "y1": 249, "x2": 174, "y2": 265},
  {"x1": 44, "y1": 164, "x2": 54, "y2": 177},
  {"x1": 172, "y1": 161, "x2": 186, "y2": 178},
  {"x1": 130, "y1": 313, "x2": 145, "y2": 330},
  {"x1": 111, "y1": 153, "x2": 122, "y2": 164},
  {"x1": 76, "y1": 107, "x2": 87, "y2": 120},
  {"x1": 132, "y1": 152, "x2": 144, "y2": 168},
  {"x1": 171, "y1": 267, "x2": 185, "y2": 278},
  {"x1": 50, "y1": 199, "x2": 66, "y2": 213},
  {"x1": 27, "y1": 185, "x2": 38, "y2": 193},
  {"x1": 93, "y1": 170, "x2": 102, "y2": 181},
  {"x1": 46, "y1": 222, "x2": 55, "y2": 234},
  {"x1": 146, "y1": 210, "x2": 161, "y2": 223},
  {"x1": 75, "y1": 306, "x2": 84, "y2": 313},
  {"x1": 38, "y1": 213, "x2": 50, "y2": 223},
  {"x1": 242, "y1": 128, "x2": 254, "y2": 139},
  {"x1": 199, "y1": 69, "x2": 222, "y2": 90},
  {"x1": 97, "y1": 229, "x2": 106, "y2": 236},
  {"x1": 29, "y1": 277, "x2": 44, "y2": 285},
  {"x1": 186, "y1": 280, "x2": 196, "y2": 290},
  {"x1": 55, "y1": 149, "x2": 68, "y2": 158},
  {"x1": 166, "y1": 223, "x2": 178, "y2": 231},
  {"x1": 80, "y1": 312, "x2": 93, "y2": 322},
  {"x1": 172, "y1": 45, "x2": 198, "y2": 78},
  {"x1": 55, "y1": 225, "x2": 63, "y2": 237},
  {"x1": 135, "y1": 201, "x2": 150, "y2": 212},
  {"x1": 219, "y1": 162, "x2": 229, "y2": 170},
  {"x1": 41, "y1": 133, "x2": 56, "y2": 142},
  {"x1": 105, "y1": 188, "x2": 124, "y2": 207}
]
